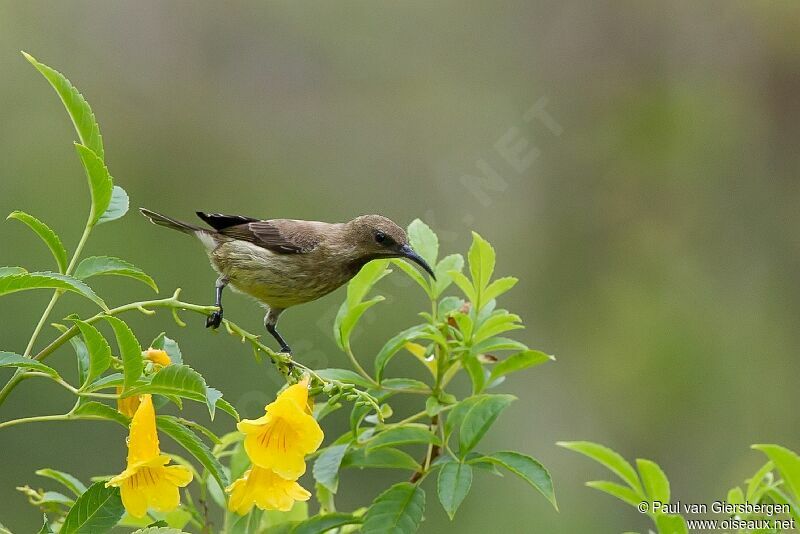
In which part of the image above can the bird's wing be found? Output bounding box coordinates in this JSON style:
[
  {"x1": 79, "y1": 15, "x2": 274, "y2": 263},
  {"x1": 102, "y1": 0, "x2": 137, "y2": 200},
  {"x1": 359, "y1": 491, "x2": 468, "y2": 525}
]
[
  {"x1": 196, "y1": 212, "x2": 259, "y2": 231},
  {"x1": 218, "y1": 219, "x2": 324, "y2": 254}
]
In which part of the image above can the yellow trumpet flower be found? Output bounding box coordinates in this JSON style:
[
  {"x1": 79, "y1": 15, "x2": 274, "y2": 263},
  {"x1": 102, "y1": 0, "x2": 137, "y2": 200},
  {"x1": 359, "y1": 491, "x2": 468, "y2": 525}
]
[
  {"x1": 144, "y1": 348, "x2": 171, "y2": 366},
  {"x1": 226, "y1": 465, "x2": 311, "y2": 514},
  {"x1": 237, "y1": 377, "x2": 323, "y2": 479},
  {"x1": 106, "y1": 394, "x2": 193, "y2": 518}
]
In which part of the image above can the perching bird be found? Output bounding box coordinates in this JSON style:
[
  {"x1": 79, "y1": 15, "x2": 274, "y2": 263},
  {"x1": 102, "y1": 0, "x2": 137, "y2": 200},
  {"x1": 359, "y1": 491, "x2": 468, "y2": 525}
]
[{"x1": 139, "y1": 209, "x2": 435, "y2": 353}]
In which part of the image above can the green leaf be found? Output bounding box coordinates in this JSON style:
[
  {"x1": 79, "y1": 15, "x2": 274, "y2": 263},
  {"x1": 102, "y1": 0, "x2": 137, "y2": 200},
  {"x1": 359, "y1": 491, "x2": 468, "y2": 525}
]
[
  {"x1": 0, "y1": 266, "x2": 27, "y2": 276},
  {"x1": 103, "y1": 316, "x2": 143, "y2": 392},
  {"x1": 35, "y1": 468, "x2": 87, "y2": 497},
  {"x1": 125, "y1": 364, "x2": 206, "y2": 402},
  {"x1": 458, "y1": 394, "x2": 515, "y2": 455},
  {"x1": 156, "y1": 415, "x2": 228, "y2": 490},
  {"x1": 468, "y1": 232, "x2": 495, "y2": 307},
  {"x1": 347, "y1": 259, "x2": 391, "y2": 308},
  {"x1": 489, "y1": 350, "x2": 553, "y2": 382},
  {"x1": 367, "y1": 425, "x2": 441, "y2": 450},
  {"x1": 433, "y1": 254, "x2": 464, "y2": 298},
  {"x1": 380, "y1": 378, "x2": 430, "y2": 392},
  {"x1": 585, "y1": 480, "x2": 641, "y2": 507},
  {"x1": 72, "y1": 320, "x2": 112, "y2": 387},
  {"x1": 753, "y1": 444, "x2": 800, "y2": 499},
  {"x1": 636, "y1": 459, "x2": 670, "y2": 503},
  {"x1": 482, "y1": 276, "x2": 518, "y2": 303},
  {"x1": 336, "y1": 297, "x2": 385, "y2": 351},
  {"x1": 291, "y1": 513, "x2": 361, "y2": 534},
  {"x1": 74, "y1": 256, "x2": 158, "y2": 292},
  {"x1": 53, "y1": 323, "x2": 90, "y2": 384},
  {"x1": 437, "y1": 461, "x2": 473, "y2": 519},
  {"x1": 462, "y1": 354, "x2": 487, "y2": 394},
  {"x1": 342, "y1": 447, "x2": 420, "y2": 471},
  {"x1": 480, "y1": 451, "x2": 557, "y2": 509},
  {"x1": 374, "y1": 325, "x2": 428, "y2": 381},
  {"x1": 0, "y1": 271, "x2": 106, "y2": 310},
  {"x1": 746, "y1": 461, "x2": 774, "y2": 502},
  {"x1": 557, "y1": 441, "x2": 643, "y2": 494},
  {"x1": 60, "y1": 482, "x2": 124, "y2": 534},
  {"x1": 362, "y1": 482, "x2": 425, "y2": 534},
  {"x1": 7, "y1": 211, "x2": 68, "y2": 273},
  {"x1": 448, "y1": 270, "x2": 476, "y2": 303},
  {"x1": 97, "y1": 185, "x2": 129, "y2": 225},
  {"x1": 407, "y1": 219, "x2": 439, "y2": 267},
  {"x1": 71, "y1": 401, "x2": 130, "y2": 427},
  {"x1": 313, "y1": 444, "x2": 349, "y2": 493},
  {"x1": 23, "y1": 52, "x2": 104, "y2": 158},
  {"x1": 654, "y1": 514, "x2": 688, "y2": 534},
  {"x1": 74, "y1": 143, "x2": 113, "y2": 226},
  {"x1": 315, "y1": 368, "x2": 374, "y2": 389},
  {"x1": 473, "y1": 312, "x2": 523, "y2": 344},
  {"x1": 132, "y1": 528, "x2": 187, "y2": 534},
  {"x1": 0, "y1": 351, "x2": 60, "y2": 377}
]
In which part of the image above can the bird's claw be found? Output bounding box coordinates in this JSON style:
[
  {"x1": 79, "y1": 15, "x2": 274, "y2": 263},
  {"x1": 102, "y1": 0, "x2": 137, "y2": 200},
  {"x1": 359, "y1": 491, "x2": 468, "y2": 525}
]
[{"x1": 206, "y1": 309, "x2": 223, "y2": 329}]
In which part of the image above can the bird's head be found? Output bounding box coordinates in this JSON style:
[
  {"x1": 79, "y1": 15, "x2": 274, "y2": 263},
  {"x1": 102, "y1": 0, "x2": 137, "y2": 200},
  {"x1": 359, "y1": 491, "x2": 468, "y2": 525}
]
[{"x1": 344, "y1": 215, "x2": 435, "y2": 279}]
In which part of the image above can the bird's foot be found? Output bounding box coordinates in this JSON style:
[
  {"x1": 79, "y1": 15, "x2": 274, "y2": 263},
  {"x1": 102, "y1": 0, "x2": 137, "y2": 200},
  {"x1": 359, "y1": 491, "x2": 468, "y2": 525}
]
[
  {"x1": 206, "y1": 308, "x2": 223, "y2": 329},
  {"x1": 278, "y1": 343, "x2": 292, "y2": 355}
]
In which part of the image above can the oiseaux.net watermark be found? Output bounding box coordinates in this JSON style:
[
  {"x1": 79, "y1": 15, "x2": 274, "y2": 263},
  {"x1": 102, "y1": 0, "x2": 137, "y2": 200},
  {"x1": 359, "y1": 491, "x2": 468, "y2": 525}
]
[{"x1": 639, "y1": 500, "x2": 797, "y2": 531}]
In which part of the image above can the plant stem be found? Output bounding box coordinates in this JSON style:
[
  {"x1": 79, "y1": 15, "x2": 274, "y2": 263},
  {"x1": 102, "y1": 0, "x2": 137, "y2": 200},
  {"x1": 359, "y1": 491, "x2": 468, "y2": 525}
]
[
  {"x1": 345, "y1": 346, "x2": 379, "y2": 387},
  {"x1": 0, "y1": 413, "x2": 70, "y2": 430}
]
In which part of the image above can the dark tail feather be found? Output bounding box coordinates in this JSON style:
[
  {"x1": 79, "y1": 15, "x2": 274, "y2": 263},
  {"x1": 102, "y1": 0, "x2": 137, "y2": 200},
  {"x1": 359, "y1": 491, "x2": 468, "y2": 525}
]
[{"x1": 139, "y1": 208, "x2": 204, "y2": 234}]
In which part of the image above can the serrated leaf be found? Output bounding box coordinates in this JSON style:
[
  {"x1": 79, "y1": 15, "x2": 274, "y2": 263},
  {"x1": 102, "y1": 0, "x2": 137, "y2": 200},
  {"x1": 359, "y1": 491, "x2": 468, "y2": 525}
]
[
  {"x1": 125, "y1": 364, "x2": 206, "y2": 402},
  {"x1": 433, "y1": 254, "x2": 464, "y2": 298},
  {"x1": 468, "y1": 232, "x2": 495, "y2": 308},
  {"x1": 23, "y1": 52, "x2": 104, "y2": 158},
  {"x1": 489, "y1": 350, "x2": 553, "y2": 381},
  {"x1": 74, "y1": 256, "x2": 157, "y2": 292},
  {"x1": 103, "y1": 316, "x2": 143, "y2": 392},
  {"x1": 156, "y1": 415, "x2": 228, "y2": 490},
  {"x1": 374, "y1": 325, "x2": 428, "y2": 382},
  {"x1": 0, "y1": 271, "x2": 106, "y2": 309},
  {"x1": 60, "y1": 482, "x2": 124, "y2": 534},
  {"x1": 7, "y1": 211, "x2": 68, "y2": 273},
  {"x1": 458, "y1": 394, "x2": 515, "y2": 455},
  {"x1": 362, "y1": 482, "x2": 425, "y2": 534},
  {"x1": 407, "y1": 219, "x2": 438, "y2": 267},
  {"x1": 97, "y1": 185, "x2": 129, "y2": 224},
  {"x1": 482, "y1": 276, "x2": 518, "y2": 303},
  {"x1": 74, "y1": 143, "x2": 113, "y2": 226},
  {"x1": 0, "y1": 266, "x2": 27, "y2": 276},
  {"x1": 313, "y1": 444, "x2": 349, "y2": 494},
  {"x1": 557, "y1": 441, "x2": 643, "y2": 494},
  {"x1": 53, "y1": 323, "x2": 90, "y2": 384},
  {"x1": 72, "y1": 320, "x2": 112, "y2": 387},
  {"x1": 315, "y1": 368, "x2": 374, "y2": 389},
  {"x1": 342, "y1": 447, "x2": 420, "y2": 471},
  {"x1": 72, "y1": 401, "x2": 130, "y2": 427},
  {"x1": 437, "y1": 461, "x2": 473, "y2": 519},
  {"x1": 35, "y1": 468, "x2": 87, "y2": 497},
  {"x1": 585, "y1": 480, "x2": 640, "y2": 507},
  {"x1": 205, "y1": 386, "x2": 223, "y2": 420},
  {"x1": 448, "y1": 270, "x2": 476, "y2": 303},
  {"x1": 753, "y1": 444, "x2": 800, "y2": 500},
  {"x1": 0, "y1": 351, "x2": 60, "y2": 377},
  {"x1": 636, "y1": 458, "x2": 670, "y2": 503},
  {"x1": 367, "y1": 425, "x2": 441, "y2": 450},
  {"x1": 480, "y1": 451, "x2": 557, "y2": 509}
]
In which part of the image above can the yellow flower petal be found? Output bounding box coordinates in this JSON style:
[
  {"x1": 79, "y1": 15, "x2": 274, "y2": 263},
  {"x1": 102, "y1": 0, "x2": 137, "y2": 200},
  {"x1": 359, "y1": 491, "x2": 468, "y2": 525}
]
[
  {"x1": 127, "y1": 394, "x2": 160, "y2": 464},
  {"x1": 116, "y1": 389, "x2": 140, "y2": 418},
  {"x1": 144, "y1": 348, "x2": 171, "y2": 366},
  {"x1": 225, "y1": 466, "x2": 310, "y2": 515}
]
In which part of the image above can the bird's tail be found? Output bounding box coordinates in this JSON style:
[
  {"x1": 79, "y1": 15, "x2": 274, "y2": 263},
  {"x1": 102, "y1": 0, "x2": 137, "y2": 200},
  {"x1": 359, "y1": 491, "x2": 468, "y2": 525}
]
[{"x1": 139, "y1": 208, "x2": 205, "y2": 234}]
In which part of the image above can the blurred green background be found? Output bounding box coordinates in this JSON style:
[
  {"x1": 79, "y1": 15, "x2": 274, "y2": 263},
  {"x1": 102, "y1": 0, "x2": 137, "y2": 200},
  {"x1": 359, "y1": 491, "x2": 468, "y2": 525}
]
[{"x1": 2, "y1": 1, "x2": 799, "y2": 532}]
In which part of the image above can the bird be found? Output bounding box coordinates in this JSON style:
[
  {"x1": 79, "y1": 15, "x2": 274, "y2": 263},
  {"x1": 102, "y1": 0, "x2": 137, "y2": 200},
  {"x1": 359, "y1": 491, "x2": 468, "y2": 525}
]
[{"x1": 139, "y1": 209, "x2": 435, "y2": 354}]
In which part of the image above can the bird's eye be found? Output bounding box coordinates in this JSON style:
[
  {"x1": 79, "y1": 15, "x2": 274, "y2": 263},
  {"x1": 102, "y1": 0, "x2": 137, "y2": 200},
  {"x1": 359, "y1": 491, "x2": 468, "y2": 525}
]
[{"x1": 374, "y1": 231, "x2": 387, "y2": 244}]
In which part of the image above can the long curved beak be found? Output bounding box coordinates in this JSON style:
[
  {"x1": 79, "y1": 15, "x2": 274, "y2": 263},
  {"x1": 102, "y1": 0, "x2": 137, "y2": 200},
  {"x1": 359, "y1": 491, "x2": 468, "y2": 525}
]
[{"x1": 400, "y1": 244, "x2": 436, "y2": 280}]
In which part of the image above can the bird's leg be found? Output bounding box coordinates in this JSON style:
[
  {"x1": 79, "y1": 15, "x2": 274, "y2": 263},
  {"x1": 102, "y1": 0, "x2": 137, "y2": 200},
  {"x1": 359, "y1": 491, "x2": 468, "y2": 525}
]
[
  {"x1": 264, "y1": 308, "x2": 291, "y2": 354},
  {"x1": 206, "y1": 275, "x2": 228, "y2": 329}
]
